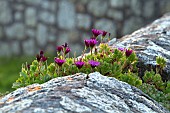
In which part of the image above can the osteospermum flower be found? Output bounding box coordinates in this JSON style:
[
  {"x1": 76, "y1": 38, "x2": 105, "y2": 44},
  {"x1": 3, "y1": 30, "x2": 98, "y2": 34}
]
[
  {"x1": 92, "y1": 29, "x2": 102, "y2": 37},
  {"x1": 102, "y1": 31, "x2": 107, "y2": 37},
  {"x1": 89, "y1": 39, "x2": 97, "y2": 48},
  {"x1": 118, "y1": 47, "x2": 124, "y2": 51},
  {"x1": 41, "y1": 56, "x2": 48, "y2": 62},
  {"x1": 88, "y1": 60, "x2": 100, "y2": 68},
  {"x1": 54, "y1": 58, "x2": 65, "y2": 66},
  {"x1": 125, "y1": 49, "x2": 133, "y2": 57},
  {"x1": 65, "y1": 47, "x2": 71, "y2": 54},
  {"x1": 56, "y1": 46, "x2": 63, "y2": 52},
  {"x1": 75, "y1": 61, "x2": 85, "y2": 69},
  {"x1": 84, "y1": 39, "x2": 90, "y2": 47}
]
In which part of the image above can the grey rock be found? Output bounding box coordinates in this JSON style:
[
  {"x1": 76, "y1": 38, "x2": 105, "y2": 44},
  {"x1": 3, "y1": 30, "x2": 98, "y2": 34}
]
[
  {"x1": 143, "y1": 0, "x2": 155, "y2": 18},
  {"x1": 14, "y1": 11, "x2": 23, "y2": 21},
  {"x1": 111, "y1": 13, "x2": 170, "y2": 79},
  {"x1": 39, "y1": 11, "x2": 55, "y2": 24},
  {"x1": 25, "y1": 7, "x2": 37, "y2": 27},
  {"x1": 13, "y1": 4, "x2": 24, "y2": 11},
  {"x1": 5, "y1": 23, "x2": 25, "y2": 40},
  {"x1": 95, "y1": 19, "x2": 116, "y2": 37},
  {"x1": 11, "y1": 41, "x2": 20, "y2": 55},
  {"x1": 24, "y1": 0, "x2": 41, "y2": 5},
  {"x1": 22, "y1": 39, "x2": 35, "y2": 55},
  {"x1": 36, "y1": 23, "x2": 48, "y2": 46},
  {"x1": 0, "y1": 1, "x2": 12, "y2": 24},
  {"x1": 0, "y1": 42, "x2": 11, "y2": 56},
  {"x1": 110, "y1": 0, "x2": 129, "y2": 8},
  {"x1": 57, "y1": 0, "x2": 76, "y2": 30},
  {"x1": 77, "y1": 14, "x2": 91, "y2": 30},
  {"x1": 88, "y1": 0, "x2": 108, "y2": 17},
  {"x1": 26, "y1": 28, "x2": 36, "y2": 38},
  {"x1": 131, "y1": 0, "x2": 142, "y2": 16},
  {"x1": 107, "y1": 9, "x2": 123, "y2": 20},
  {"x1": 41, "y1": 0, "x2": 57, "y2": 12},
  {"x1": 123, "y1": 17, "x2": 143, "y2": 35},
  {"x1": 0, "y1": 72, "x2": 168, "y2": 113}
]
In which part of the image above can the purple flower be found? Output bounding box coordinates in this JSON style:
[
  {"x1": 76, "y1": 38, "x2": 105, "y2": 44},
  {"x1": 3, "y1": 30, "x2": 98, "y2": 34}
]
[
  {"x1": 36, "y1": 54, "x2": 41, "y2": 62},
  {"x1": 54, "y1": 58, "x2": 65, "y2": 66},
  {"x1": 102, "y1": 31, "x2": 107, "y2": 37},
  {"x1": 125, "y1": 49, "x2": 133, "y2": 57},
  {"x1": 65, "y1": 47, "x2": 71, "y2": 54},
  {"x1": 118, "y1": 47, "x2": 124, "y2": 51},
  {"x1": 88, "y1": 60, "x2": 100, "y2": 68},
  {"x1": 75, "y1": 61, "x2": 85, "y2": 69},
  {"x1": 92, "y1": 29, "x2": 102, "y2": 37},
  {"x1": 56, "y1": 46, "x2": 63, "y2": 52},
  {"x1": 89, "y1": 39, "x2": 97, "y2": 48},
  {"x1": 40, "y1": 50, "x2": 44, "y2": 57},
  {"x1": 84, "y1": 39, "x2": 90, "y2": 47},
  {"x1": 41, "y1": 56, "x2": 48, "y2": 62},
  {"x1": 62, "y1": 43, "x2": 68, "y2": 48}
]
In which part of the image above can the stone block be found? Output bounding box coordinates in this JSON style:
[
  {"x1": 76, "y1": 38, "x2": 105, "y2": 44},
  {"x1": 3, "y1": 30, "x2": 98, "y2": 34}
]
[
  {"x1": 57, "y1": 0, "x2": 76, "y2": 30},
  {"x1": 6, "y1": 23, "x2": 25, "y2": 40},
  {"x1": 0, "y1": 1, "x2": 12, "y2": 24},
  {"x1": 77, "y1": 14, "x2": 91, "y2": 30},
  {"x1": 87, "y1": 0, "x2": 108, "y2": 17},
  {"x1": 39, "y1": 11, "x2": 55, "y2": 24},
  {"x1": 36, "y1": 23, "x2": 48, "y2": 46},
  {"x1": 22, "y1": 39, "x2": 35, "y2": 55},
  {"x1": 25, "y1": 7, "x2": 37, "y2": 27}
]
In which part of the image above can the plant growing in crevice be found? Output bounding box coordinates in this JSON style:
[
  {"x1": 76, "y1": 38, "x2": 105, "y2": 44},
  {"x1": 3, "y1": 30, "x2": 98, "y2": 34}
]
[{"x1": 12, "y1": 28, "x2": 170, "y2": 111}]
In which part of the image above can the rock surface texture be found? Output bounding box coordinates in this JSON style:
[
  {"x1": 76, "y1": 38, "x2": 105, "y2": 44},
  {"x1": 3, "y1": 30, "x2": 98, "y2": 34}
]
[
  {"x1": 109, "y1": 13, "x2": 170, "y2": 79},
  {"x1": 0, "y1": 72, "x2": 169, "y2": 113}
]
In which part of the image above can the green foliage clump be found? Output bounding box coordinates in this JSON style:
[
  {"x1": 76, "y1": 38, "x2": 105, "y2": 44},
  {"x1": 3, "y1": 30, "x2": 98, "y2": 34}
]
[{"x1": 12, "y1": 29, "x2": 170, "y2": 111}]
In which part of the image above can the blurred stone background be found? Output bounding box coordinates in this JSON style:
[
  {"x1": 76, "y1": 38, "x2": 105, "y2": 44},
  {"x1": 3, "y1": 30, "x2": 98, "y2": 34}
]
[{"x1": 0, "y1": 0, "x2": 170, "y2": 56}]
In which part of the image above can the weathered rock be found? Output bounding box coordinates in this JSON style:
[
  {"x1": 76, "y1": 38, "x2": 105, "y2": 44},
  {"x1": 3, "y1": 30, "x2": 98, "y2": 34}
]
[
  {"x1": 57, "y1": 0, "x2": 76, "y2": 29},
  {"x1": 77, "y1": 14, "x2": 91, "y2": 30},
  {"x1": 0, "y1": 72, "x2": 168, "y2": 113},
  {"x1": 39, "y1": 11, "x2": 55, "y2": 24},
  {"x1": 25, "y1": 7, "x2": 37, "y2": 27},
  {"x1": 5, "y1": 23, "x2": 25, "y2": 40},
  {"x1": 87, "y1": 0, "x2": 108, "y2": 17},
  {"x1": 109, "y1": 13, "x2": 170, "y2": 79},
  {"x1": 36, "y1": 23, "x2": 48, "y2": 46},
  {"x1": 0, "y1": 1, "x2": 12, "y2": 24},
  {"x1": 22, "y1": 39, "x2": 35, "y2": 55}
]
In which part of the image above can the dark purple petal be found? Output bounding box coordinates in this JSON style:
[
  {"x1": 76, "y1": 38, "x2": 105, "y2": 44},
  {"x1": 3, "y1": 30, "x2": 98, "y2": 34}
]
[
  {"x1": 41, "y1": 56, "x2": 47, "y2": 62},
  {"x1": 102, "y1": 31, "x2": 107, "y2": 37},
  {"x1": 36, "y1": 54, "x2": 41, "y2": 62},
  {"x1": 118, "y1": 47, "x2": 124, "y2": 51},
  {"x1": 88, "y1": 60, "x2": 100, "y2": 68},
  {"x1": 62, "y1": 43, "x2": 68, "y2": 48},
  {"x1": 56, "y1": 46, "x2": 63, "y2": 52},
  {"x1": 125, "y1": 49, "x2": 133, "y2": 57},
  {"x1": 40, "y1": 50, "x2": 44, "y2": 57},
  {"x1": 65, "y1": 47, "x2": 71, "y2": 54},
  {"x1": 89, "y1": 39, "x2": 97, "y2": 48},
  {"x1": 84, "y1": 39, "x2": 90, "y2": 47},
  {"x1": 75, "y1": 61, "x2": 85, "y2": 69},
  {"x1": 54, "y1": 58, "x2": 65, "y2": 66},
  {"x1": 92, "y1": 29, "x2": 102, "y2": 37}
]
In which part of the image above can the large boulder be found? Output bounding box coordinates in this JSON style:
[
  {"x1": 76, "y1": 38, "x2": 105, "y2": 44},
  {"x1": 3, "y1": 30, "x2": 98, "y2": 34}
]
[
  {"x1": 109, "y1": 13, "x2": 170, "y2": 80},
  {"x1": 0, "y1": 72, "x2": 168, "y2": 113}
]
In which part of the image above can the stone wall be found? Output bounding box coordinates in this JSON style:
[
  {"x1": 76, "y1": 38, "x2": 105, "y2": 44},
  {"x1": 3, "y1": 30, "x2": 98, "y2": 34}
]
[{"x1": 0, "y1": 0, "x2": 170, "y2": 56}]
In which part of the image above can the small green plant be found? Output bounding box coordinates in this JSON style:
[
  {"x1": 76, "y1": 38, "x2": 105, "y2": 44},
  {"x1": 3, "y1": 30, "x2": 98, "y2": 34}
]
[{"x1": 12, "y1": 29, "x2": 170, "y2": 111}]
